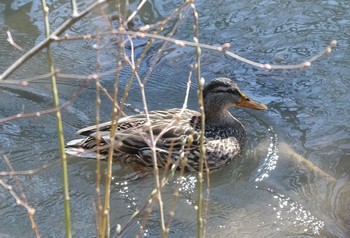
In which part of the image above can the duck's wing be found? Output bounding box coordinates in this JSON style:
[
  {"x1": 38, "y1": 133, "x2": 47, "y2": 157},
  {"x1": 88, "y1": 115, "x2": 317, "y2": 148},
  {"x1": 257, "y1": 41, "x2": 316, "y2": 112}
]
[
  {"x1": 76, "y1": 108, "x2": 191, "y2": 136},
  {"x1": 76, "y1": 114, "x2": 148, "y2": 136},
  {"x1": 68, "y1": 109, "x2": 201, "y2": 155}
]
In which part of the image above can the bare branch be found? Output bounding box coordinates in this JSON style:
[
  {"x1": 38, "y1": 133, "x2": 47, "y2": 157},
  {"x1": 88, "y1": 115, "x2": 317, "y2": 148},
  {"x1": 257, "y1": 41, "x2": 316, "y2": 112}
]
[
  {"x1": 0, "y1": 0, "x2": 112, "y2": 80},
  {"x1": 2, "y1": 154, "x2": 40, "y2": 237},
  {"x1": 0, "y1": 158, "x2": 61, "y2": 177},
  {"x1": 52, "y1": 29, "x2": 336, "y2": 71},
  {"x1": 125, "y1": 33, "x2": 167, "y2": 236},
  {"x1": 189, "y1": 3, "x2": 206, "y2": 238},
  {"x1": 7, "y1": 31, "x2": 24, "y2": 51},
  {"x1": 0, "y1": 179, "x2": 35, "y2": 214},
  {"x1": 142, "y1": 6, "x2": 191, "y2": 85},
  {"x1": 124, "y1": 0, "x2": 148, "y2": 28},
  {"x1": 70, "y1": 0, "x2": 78, "y2": 17}
]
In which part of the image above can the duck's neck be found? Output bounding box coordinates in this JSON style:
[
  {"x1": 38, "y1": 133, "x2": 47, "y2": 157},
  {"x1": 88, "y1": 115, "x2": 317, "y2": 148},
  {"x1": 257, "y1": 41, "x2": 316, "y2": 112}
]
[{"x1": 205, "y1": 104, "x2": 242, "y2": 127}]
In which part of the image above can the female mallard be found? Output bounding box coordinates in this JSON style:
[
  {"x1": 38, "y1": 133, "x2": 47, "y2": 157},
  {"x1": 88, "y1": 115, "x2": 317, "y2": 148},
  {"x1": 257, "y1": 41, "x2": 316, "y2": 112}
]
[{"x1": 65, "y1": 77, "x2": 267, "y2": 171}]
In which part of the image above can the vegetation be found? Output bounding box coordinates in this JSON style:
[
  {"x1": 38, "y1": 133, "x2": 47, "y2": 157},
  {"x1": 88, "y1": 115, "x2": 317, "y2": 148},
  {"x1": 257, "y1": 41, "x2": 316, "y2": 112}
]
[{"x1": 0, "y1": 0, "x2": 335, "y2": 237}]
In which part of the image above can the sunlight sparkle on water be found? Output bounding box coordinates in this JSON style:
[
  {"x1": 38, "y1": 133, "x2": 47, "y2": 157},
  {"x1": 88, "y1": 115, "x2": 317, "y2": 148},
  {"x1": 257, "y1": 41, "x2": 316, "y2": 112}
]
[
  {"x1": 255, "y1": 127, "x2": 279, "y2": 182},
  {"x1": 175, "y1": 175, "x2": 197, "y2": 205},
  {"x1": 271, "y1": 191, "x2": 325, "y2": 235},
  {"x1": 176, "y1": 175, "x2": 197, "y2": 194}
]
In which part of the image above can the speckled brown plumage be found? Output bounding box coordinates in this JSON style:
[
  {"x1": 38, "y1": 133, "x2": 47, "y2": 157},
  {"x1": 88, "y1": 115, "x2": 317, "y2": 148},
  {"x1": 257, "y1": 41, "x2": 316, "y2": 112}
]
[{"x1": 65, "y1": 77, "x2": 267, "y2": 171}]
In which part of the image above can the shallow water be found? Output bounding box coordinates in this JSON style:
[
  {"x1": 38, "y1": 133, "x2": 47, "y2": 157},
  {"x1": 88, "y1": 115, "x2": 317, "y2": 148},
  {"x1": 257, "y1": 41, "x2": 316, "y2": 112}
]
[{"x1": 1, "y1": 0, "x2": 350, "y2": 237}]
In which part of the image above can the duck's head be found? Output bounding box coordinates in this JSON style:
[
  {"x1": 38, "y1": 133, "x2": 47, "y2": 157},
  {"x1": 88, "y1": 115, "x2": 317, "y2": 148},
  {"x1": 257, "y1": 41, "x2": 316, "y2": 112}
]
[{"x1": 203, "y1": 77, "x2": 267, "y2": 112}]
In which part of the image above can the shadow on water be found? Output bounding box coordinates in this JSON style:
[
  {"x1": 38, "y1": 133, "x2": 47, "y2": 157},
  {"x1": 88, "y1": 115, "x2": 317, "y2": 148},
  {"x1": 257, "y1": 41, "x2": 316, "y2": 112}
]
[{"x1": 1, "y1": 0, "x2": 350, "y2": 237}]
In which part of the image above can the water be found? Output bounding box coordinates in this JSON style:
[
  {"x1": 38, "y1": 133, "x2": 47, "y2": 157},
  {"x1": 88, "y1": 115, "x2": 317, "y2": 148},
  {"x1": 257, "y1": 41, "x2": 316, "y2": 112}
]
[{"x1": 0, "y1": 0, "x2": 349, "y2": 237}]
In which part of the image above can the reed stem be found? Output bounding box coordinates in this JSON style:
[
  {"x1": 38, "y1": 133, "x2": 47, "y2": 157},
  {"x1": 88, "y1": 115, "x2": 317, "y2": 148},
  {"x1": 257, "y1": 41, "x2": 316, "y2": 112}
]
[
  {"x1": 40, "y1": 1, "x2": 72, "y2": 237},
  {"x1": 190, "y1": 2, "x2": 205, "y2": 238}
]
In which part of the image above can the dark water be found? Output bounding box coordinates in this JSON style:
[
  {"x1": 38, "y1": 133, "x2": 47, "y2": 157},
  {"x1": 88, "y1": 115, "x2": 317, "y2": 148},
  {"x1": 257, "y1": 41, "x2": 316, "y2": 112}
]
[{"x1": 1, "y1": 0, "x2": 350, "y2": 237}]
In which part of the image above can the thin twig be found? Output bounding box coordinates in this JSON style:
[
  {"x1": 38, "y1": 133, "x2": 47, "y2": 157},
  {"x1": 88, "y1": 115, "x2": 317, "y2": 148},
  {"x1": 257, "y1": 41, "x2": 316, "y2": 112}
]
[
  {"x1": 164, "y1": 73, "x2": 194, "y2": 233},
  {"x1": 2, "y1": 154, "x2": 40, "y2": 237},
  {"x1": 124, "y1": 0, "x2": 148, "y2": 28},
  {"x1": 116, "y1": 163, "x2": 180, "y2": 238},
  {"x1": 103, "y1": 5, "x2": 194, "y2": 234},
  {"x1": 127, "y1": 33, "x2": 167, "y2": 237},
  {"x1": 0, "y1": 179, "x2": 35, "y2": 215},
  {"x1": 70, "y1": 0, "x2": 78, "y2": 17},
  {"x1": 116, "y1": 72, "x2": 194, "y2": 237},
  {"x1": 98, "y1": 2, "x2": 137, "y2": 236},
  {"x1": 126, "y1": 31, "x2": 336, "y2": 70},
  {"x1": 0, "y1": 158, "x2": 61, "y2": 177},
  {"x1": 115, "y1": 4, "x2": 191, "y2": 234},
  {"x1": 116, "y1": 1, "x2": 190, "y2": 119},
  {"x1": 0, "y1": 0, "x2": 112, "y2": 80},
  {"x1": 53, "y1": 30, "x2": 337, "y2": 71},
  {"x1": 142, "y1": 6, "x2": 191, "y2": 85},
  {"x1": 6, "y1": 31, "x2": 24, "y2": 51},
  {"x1": 0, "y1": 72, "x2": 55, "y2": 85},
  {"x1": 8, "y1": 26, "x2": 303, "y2": 86}
]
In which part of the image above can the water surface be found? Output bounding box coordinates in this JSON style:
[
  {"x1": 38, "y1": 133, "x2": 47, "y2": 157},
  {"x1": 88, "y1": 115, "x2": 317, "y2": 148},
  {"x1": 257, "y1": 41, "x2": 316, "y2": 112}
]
[{"x1": 0, "y1": 0, "x2": 349, "y2": 237}]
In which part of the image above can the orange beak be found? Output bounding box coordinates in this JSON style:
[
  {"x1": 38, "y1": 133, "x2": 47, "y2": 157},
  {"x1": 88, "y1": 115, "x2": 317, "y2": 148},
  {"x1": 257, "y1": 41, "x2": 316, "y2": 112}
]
[{"x1": 236, "y1": 93, "x2": 267, "y2": 110}]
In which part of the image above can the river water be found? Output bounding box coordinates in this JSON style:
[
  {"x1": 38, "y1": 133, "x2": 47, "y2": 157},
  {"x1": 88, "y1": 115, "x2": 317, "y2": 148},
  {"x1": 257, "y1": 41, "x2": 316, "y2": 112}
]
[{"x1": 0, "y1": 0, "x2": 349, "y2": 237}]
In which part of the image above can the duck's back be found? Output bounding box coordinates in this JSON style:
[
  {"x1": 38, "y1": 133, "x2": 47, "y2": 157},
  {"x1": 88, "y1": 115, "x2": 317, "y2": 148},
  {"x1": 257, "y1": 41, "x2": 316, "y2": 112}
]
[{"x1": 65, "y1": 108, "x2": 245, "y2": 171}]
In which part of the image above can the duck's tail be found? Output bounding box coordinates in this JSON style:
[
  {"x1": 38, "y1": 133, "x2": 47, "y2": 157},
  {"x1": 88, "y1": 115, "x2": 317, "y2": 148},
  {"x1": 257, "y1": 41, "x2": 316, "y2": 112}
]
[{"x1": 65, "y1": 138, "x2": 106, "y2": 159}]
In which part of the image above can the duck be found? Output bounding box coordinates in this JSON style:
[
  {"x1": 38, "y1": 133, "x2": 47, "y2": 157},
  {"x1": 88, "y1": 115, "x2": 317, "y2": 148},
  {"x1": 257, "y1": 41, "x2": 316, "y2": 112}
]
[{"x1": 65, "y1": 77, "x2": 267, "y2": 171}]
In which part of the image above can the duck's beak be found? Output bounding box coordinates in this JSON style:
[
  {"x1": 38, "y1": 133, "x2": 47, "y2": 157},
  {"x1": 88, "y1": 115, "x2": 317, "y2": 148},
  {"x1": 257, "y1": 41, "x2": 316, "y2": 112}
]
[{"x1": 236, "y1": 93, "x2": 267, "y2": 110}]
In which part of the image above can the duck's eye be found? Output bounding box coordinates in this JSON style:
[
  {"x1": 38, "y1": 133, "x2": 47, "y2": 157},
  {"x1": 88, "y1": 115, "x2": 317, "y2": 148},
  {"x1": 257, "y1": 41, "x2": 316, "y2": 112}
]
[
  {"x1": 225, "y1": 88, "x2": 240, "y2": 94},
  {"x1": 215, "y1": 89, "x2": 236, "y2": 94}
]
